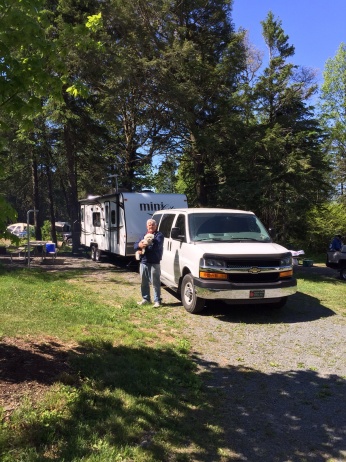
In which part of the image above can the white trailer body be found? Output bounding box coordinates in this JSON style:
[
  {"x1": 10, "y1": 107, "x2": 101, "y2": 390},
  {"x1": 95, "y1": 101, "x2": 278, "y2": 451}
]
[{"x1": 80, "y1": 192, "x2": 187, "y2": 259}]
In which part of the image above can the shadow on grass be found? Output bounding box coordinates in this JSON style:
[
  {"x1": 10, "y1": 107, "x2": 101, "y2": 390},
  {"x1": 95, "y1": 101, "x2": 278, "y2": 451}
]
[
  {"x1": 0, "y1": 340, "x2": 71, "y2": 385},
  {"x1": 1, "y1": 340, "x2": 344, "y2": 461},
  {"x1": 294, "y1": 265, "x2": 342, "y2": 283}
]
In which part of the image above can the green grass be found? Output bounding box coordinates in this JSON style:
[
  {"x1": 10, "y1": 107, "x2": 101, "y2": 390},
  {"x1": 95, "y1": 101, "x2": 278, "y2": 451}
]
[
  {"x1": 0, "y1": 266, "x2": 225, "y2": 461},
  {"x1": 0, "y1": 263, "x2": 345, "y2": 461},
  {"x1": 295, "y1": 269, "x2": 346, "y2": 313}
]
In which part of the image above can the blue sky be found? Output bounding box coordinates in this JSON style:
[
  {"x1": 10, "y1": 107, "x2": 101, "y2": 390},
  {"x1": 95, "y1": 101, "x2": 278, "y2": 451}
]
[{"x1": 232, "y1": 0, "x2": 346, "y2": 84}]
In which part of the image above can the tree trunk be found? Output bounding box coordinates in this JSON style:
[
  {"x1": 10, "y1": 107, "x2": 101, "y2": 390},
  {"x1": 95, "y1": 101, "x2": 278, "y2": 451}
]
[
  {"x1": 64, "y1": 123, "x2": 80, "y2": 253},
  {"x1": 46, "y1": 161, "x2": 57, "y2": 244},
  {"x1": 31, "y1": 153, "x2": 43, "y2": 240}
]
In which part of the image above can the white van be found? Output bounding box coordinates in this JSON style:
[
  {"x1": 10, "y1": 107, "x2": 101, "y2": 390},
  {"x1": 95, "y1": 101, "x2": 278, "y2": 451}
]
[{"x1": 152, "y1": 208, "x2": 297, "y2": 313}]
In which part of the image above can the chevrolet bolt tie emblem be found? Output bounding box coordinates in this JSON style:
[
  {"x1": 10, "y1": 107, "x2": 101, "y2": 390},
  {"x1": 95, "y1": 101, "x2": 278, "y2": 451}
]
[{"x1": 248, "y1": 267, "x2": 261, "y2": 274}]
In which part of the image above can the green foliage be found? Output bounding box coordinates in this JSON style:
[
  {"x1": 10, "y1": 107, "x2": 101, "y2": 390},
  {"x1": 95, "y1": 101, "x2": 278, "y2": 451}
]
[
  {"x1": 303, "y1": 202, "x2": 346, "y2": 252},
  {"x1": 85, "y1": 12, "x2": 103, "y2": 33},
  {"x1": 0, "y1": 197, "x2": 17, "y2": 238},
  {"x1": 0, "y1": 2, "x2": 342, "y2": 253},
  {"x1": 0, "y1": 0, "x2": 63, "y2": 130},
  {"x1": 41, "y1": 220, "x2": 52, "y2": 241},
  {"x1": 217, "y1": 11, "x2": 331, "y2": 245},
  {"x1": 319, "y1": 43, "x2": 346, "y2": 198}
]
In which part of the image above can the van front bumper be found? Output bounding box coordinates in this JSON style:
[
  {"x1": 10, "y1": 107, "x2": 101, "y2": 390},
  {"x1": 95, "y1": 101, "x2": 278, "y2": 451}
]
[{"x1": 193, "y1": 277, "x2": 297, "y2": 300}]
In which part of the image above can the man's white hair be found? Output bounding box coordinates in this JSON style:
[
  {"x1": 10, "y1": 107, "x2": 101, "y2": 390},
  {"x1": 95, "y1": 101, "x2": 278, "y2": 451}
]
[{"x1": 147, "y1": 219, "x2": 157, "y2": 226}]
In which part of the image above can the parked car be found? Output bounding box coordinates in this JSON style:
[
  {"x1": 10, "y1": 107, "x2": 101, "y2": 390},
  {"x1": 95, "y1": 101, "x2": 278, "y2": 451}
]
[
  {"x1": 63, "y1": 232, "x2": 72, "y2": 246},
  {"x1": 55, "y1": 221, "x2": 71, "y2": 233},
  {"x1": 6, "y1": 223, "x2": 34, "y2": 238},
  {"x1": 6, "y1": 223, "x2": 27, "y2": 235}
]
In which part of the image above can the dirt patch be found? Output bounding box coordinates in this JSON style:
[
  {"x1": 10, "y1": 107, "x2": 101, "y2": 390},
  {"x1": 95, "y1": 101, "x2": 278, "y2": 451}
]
[
  {"x1": 0, "y1": 336, "x2": 77, "y2": 419},
  {"x1": 0, "y1": 253, "x2": 128, "y2": 418}
]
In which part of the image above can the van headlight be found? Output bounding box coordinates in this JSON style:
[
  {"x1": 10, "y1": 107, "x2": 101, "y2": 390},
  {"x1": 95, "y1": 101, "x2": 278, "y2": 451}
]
[
  {"x1": 280, "y1": 254, "x2": 292, "y2": 267},
  {"x1": 201, "y1": 258, "x2": 227, "y2": 268}
]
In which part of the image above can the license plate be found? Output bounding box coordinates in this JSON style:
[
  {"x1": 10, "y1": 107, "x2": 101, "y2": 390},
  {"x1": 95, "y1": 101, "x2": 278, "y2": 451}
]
[{"x1": 249, "y1": 290, "x2": 265, "y2": 299}]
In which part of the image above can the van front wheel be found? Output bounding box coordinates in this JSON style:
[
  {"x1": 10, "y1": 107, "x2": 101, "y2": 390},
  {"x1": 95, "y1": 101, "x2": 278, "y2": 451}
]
[{"x1": 181, "y1": 274, "x2": 205, "y2": 314}]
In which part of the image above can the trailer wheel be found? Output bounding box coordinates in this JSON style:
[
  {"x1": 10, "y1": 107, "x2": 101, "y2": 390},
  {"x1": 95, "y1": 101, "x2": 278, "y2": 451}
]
[
  {"x1": 95, "y1": 248, "x2": 101, "y2": 261},
  {"x1": 340, "y1": 269, "x2": 346, "y2": 281},
  {"x1": 91, "y1": 246, "x2": 97, "y2": 261},
  {"x1": 181, "y1": 274, "x2": 205, "y2": 314}
]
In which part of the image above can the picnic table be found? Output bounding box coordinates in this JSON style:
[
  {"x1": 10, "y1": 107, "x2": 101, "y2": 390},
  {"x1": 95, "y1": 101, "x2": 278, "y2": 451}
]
[{"x1": 6, "y1": 241, "x2": 58, "y2": 264}]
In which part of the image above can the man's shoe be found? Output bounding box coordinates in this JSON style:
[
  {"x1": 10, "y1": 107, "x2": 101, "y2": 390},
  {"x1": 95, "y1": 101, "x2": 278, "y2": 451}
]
[
  {"x1": 153, "y1": 301, "x2": 161, "y2": 308},
  {"x1": 137, "y1": 299, "x2": 150, "y2": 305}
]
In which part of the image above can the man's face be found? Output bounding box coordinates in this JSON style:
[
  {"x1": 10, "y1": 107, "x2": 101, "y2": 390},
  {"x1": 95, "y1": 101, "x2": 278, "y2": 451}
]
[{"x1": 147, "y1": 222, "x2": 157, "y2": 233}]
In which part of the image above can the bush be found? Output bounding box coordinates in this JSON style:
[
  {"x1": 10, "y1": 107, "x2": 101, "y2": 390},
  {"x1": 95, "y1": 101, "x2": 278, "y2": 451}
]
[{"x1": 303, "y1": 202, "x2": 346, "y2": 253}]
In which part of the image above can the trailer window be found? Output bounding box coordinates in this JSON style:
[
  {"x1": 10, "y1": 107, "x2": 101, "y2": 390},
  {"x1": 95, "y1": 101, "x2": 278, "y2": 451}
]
[
  {"x1": 111, "y1": 210, "x2": 116, "y2": 225},
  {"x1": 105, "y1": 204, "x2": 109, "y2": 224},
  {"x1": 93, "y1": 212, "x2": 101, "y2": 227}
]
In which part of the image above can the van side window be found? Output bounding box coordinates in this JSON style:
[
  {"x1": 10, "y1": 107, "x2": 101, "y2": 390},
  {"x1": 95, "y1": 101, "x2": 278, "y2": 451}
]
[
  {"x1": 153, "y1": 213, "x2": 163, "y2": 228},
  {"x1": 159, "y1": 214, "x2": 175, "y2": 238},
  {"x1": 174, "y1": 214, "x2": 186, "y2": 241}
]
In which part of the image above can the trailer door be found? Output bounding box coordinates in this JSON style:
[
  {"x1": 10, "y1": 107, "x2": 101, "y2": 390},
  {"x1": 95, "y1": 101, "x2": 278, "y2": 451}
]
[{"x1": 110, "y1": 198, "x2": 126, "y2": 256}]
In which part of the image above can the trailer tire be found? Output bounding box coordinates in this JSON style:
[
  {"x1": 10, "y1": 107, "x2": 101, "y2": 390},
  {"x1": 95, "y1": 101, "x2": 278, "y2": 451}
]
[
  {"x1": 340, "y1": 269, "x2": 346, "y2": 281},
  {"x1": 91, "y1": 246, "x2": 97, "y2": 261},
  {"x1": 95, "y1": 248, "x2": 101, "y2": 261},
  {"x1": 181, "y1": 274, "x2": 205, "y2": 314}
]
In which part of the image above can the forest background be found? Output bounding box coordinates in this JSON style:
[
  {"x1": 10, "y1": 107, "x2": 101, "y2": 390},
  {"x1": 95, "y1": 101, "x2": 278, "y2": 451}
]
[{"x1": 1, "y1": 0, "x2": 346, "y2": 253}]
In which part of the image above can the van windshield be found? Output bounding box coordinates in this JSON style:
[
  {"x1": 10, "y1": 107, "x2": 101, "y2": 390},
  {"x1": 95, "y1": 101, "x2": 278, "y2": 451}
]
[{"x1": 188, "y1": 213, "x2": 271, "y2": 242}]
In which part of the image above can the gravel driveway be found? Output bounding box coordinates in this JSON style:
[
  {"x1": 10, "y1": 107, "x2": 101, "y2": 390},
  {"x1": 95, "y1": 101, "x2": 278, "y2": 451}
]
[{"x1": 168, "y1": 265, "x2": 346, "y2": 462}]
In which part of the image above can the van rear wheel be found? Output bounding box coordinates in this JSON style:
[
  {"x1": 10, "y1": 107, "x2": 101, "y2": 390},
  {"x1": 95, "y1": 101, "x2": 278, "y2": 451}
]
[
  {"x1": 340, "y1": 269, "x2": 346, "y2": 281},
  {"x1": 181, "y1": 274, "x2": 205, "y2": 314}
]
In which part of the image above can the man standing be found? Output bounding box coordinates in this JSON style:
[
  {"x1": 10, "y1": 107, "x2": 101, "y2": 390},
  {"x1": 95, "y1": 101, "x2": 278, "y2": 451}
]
[
  {"x1": 329, "y1": 234, "x2": 343, "y2": 251},
  {"x1": 134, "y1": 219, "x2": 164, "y2": 307}
]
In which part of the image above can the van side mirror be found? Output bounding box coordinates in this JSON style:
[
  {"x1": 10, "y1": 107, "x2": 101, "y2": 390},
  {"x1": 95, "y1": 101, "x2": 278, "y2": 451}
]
[
  {"x1": 268, "y1": 227, "x2": 276, "y2": 239},
  {"x1": 171, "y1": 227, "x2": 184, "y2": 241}
]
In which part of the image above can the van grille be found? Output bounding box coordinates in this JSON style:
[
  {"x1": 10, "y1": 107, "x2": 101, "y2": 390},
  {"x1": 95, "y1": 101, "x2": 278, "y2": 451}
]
[
  {"x1": 228, "y1": 273, "x2": 280, "y2": 283},
  {"x1": 225, "y1": 258, "x2": 283, "y2": 283},
  {"x1": 226, "y1": 259, "x2": 281, "y2": 267}
]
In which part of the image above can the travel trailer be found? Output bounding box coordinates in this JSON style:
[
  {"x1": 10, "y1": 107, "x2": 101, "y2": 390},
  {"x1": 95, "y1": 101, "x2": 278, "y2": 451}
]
[{"x1": 80, "y1": 191, "x2": 187, "y2": 260}]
